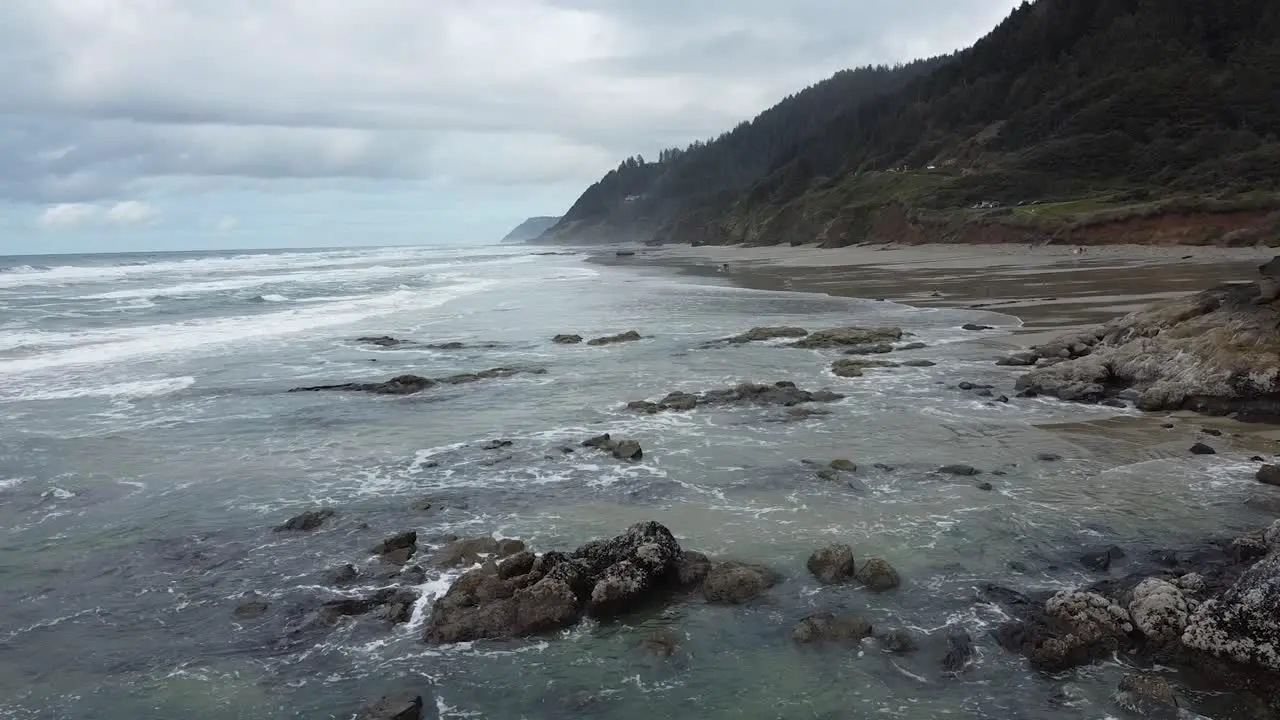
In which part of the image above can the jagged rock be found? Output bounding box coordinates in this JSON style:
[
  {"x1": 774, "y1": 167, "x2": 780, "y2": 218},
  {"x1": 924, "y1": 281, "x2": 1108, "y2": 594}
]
[
  {"x1": 1128, "y1": 578, "x2": 1192, "y2": 645},
  {"x1": 844, "y1": 343, "x2": 895, "y2": 355},
  {"x1": 291, "y1": 368, "x2": 545, "y2": 395},
  {"x1": 938, "y1": 464, "x2": 980, "y2": 476},
  {"x1": 702, "y1": 562, "x2": 779, "y2": 604},
  {"x1": 1115, "y1": 674, "x2": 1179, "y2": 720},
  {"x1": 552, "y1": 334, "x2": 583, "y2": 345},
  {"x1": 1183, "y1": 549, "x2": 1280, "y2": 670},
  {"x1": 942, "y1": 632, "x2": 974, "y2": 672},
  {"x1": 587, "y1": 330, "x2": 642, "y2": 346},
  {"x1": 997, "y1": 352, "x2": 1040, "y2": 367},
  {"x1": 1189, "y1": 442, "x2": 1216, "y2": 455},
  {"x1": 1230, "y1": 530, "x2": 1269, "y2": 563},
  {"x1": 722, "y1": 326, "x2": 809, "y2": 344},
  {"x1": 1014, "y1": 285, "x2": 1280, "y2": 420},
  {"x1": 274, "y1": 508, "x2": 335, "y2": 532},
  {"x1": 881, "y1": 628, "x2": 918, "y2": 654},
  {"x1": 997, "y1": 590, "x2": 1135, "y2": 672},
  {"x1": 790, "y1": 326, "x2": 904, "y2": 349},
  {"x1": 1257, "y1": 465, "x2": 1280, "y2": 486},
  {"x1": 425, "y1": 521, "x2": 682, "y2": 643},
  {"x1": 856, "y1": 558, "x2": 901, "y2": 591},
  {"x1": 792, "y1": 613, "x2": 873, "y2": 644},
  {"x1": 807, "y1": 544, "x2": 856, "y2": 584}
]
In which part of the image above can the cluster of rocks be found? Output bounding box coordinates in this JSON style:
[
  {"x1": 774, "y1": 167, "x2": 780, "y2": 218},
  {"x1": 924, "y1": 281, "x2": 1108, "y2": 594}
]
[
  {"x1": 290, "y1": 367, "x2": 546, "y2": 395},
  {"x1": 806, "y1": 543, "x2": 901, "y2": 591},
  {"x1": 988, "y1": 520, "x2": 1280, "y2": 709},
  {"x1": 790, "y1": 326, "x2": 906, "y2": 349},
  {"x1": 627, "y1": 381, "x2": 845, "y2": 414},
  {"x1": 424, "y1": 521, "x2": 779, "y2": 643},
  {"x1": 552, "y1": 330, "x2": 643, "y2": 346},
  {"x1": 357, "y1": 335, "x2": 503, "y2": 351},
  {"x1": 830, "y1": 358, "x2": 937, "y2": 377},
  {"x1": 581, "y1": 433, "x2": 644, "y2": 461},
  {"x1": 998, "y1": 284, "x2": 1280, "y2": 420}
]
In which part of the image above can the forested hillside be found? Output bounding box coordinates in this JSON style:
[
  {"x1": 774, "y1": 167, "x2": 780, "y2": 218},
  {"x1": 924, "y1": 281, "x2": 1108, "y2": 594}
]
[{"x1": 542, "y1": 0, "x2": 1280, "y2": 249}]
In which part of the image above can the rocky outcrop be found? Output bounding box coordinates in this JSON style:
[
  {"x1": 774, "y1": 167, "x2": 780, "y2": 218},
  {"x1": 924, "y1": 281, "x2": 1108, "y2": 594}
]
[
  {"x1": 790, "y1": 326, "x2": 904, "y2": 349},
  {"x1": 432, "y1": 536, "x2": 524, "y2": 568},
  {"x1": 720, "y1": 326, "x2": 809, "y2": 344},
  {"x1": 1114, "y1": 674, "x2": 1178, "y2": 719},
  {"x1": 358, "y1": 335, "x2": 413, "y2": 348},
  {"x1": 274, "y1": 508, "x2": 335, "y2": 532},
  {"x1": 628, "y1": 381, "x2": 844, "y2": 413},
  {"x1": 357, "y1": 689, "x2": 437, "y2": 720},
  {"x1": 856, "y1": 558, "x2": 901, "y2": 591},
  {"x1": 586, "y1": 330, "x2": 642, "y2": 346},
  {"x1": 580, "y1": 433, "x2": 644, "y2": 461},
  {"x1": 807, "y1": 544, "x2": 856, "y2": 584},
  {"x1": 373, "y1": 530, "x2": 418, "y2": 565},
  {"x1": 425, "y1": 522, "x2": 695, "y2": 643},
  {"x1": 1012, "y1": 284, "x2": 1280, "y2": 421},
  {"x1": 831, "y1": 359, "x2": 898, "y2": 377},
  {"x1": 291, "y1": 367, "x2": 546, "y2": 395},
  {"x1": 552, "y1": 334, "x2": 583, "y2": 345},
  {"x1": 1183, "y1": 531, "x2": 1280, "y2": 670},
  {"x1": 702, "y1": 561, "x2": 780, "y2": 604},
  {"x1": 843, "y1": 343, "x2": 895, "y2": 355},
  {"x1": 995, "y1": 590, "x2": 1135, "y2": 672},
  {"x1": 1128, "y1": 578, "x2": 1194, "y2": 646}
]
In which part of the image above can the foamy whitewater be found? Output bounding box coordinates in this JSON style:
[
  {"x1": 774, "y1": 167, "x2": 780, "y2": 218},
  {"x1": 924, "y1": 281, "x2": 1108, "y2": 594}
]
[{"x1": 0, "y1": 245, "x2": 1271, "y2": 719}]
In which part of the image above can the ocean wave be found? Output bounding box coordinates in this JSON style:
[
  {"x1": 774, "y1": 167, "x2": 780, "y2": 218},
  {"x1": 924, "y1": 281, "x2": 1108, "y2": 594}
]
[{"x1": 0, "y1": 376, "x2": 196, "y2": 403}]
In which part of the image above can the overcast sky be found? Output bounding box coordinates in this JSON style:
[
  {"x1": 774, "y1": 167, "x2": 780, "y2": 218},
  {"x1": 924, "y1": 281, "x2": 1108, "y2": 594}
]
[{"x1": 1, "y1": 0, "x2": 1021, "y2": 255}]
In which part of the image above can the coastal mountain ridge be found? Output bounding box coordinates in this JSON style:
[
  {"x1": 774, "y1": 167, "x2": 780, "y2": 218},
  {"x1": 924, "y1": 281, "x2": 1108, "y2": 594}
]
[
  {"x1": 538, "y1": 0, "x2": 1280, "y2": 249},
  {"x1": 501, "y1": 216, "x2": 561, "y2": 243}
]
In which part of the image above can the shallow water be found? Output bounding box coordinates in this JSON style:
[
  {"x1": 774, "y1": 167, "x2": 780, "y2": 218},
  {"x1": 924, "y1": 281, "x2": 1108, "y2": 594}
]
[{"x1": 0, "y1": 245, "x2": 1273, "y2": 719}]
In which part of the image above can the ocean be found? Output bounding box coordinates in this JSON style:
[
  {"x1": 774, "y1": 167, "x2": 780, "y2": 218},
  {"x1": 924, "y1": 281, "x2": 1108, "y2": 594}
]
[{"x1": 0, "y1": 244, "x2": 1270, "y2": 718}]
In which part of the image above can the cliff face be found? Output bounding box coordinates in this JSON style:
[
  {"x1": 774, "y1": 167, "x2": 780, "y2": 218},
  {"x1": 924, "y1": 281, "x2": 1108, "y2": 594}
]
[
  {"x1": 501, "y1": 217, "x2": 561, "y2": 244},
  {"x1": 549, "y1": 0, "x2": 1280, "y2": 249}
]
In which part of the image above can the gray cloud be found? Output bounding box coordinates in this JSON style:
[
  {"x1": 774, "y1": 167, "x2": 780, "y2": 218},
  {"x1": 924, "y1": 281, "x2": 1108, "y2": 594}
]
[{"x1": 0, "y1": 0, "x2": 1021, "y2": 205}]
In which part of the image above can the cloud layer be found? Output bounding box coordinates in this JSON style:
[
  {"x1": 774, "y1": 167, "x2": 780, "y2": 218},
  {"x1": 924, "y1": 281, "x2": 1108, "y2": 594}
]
[{"x1": 1, "y1": 0, "x2": 1021, "y2": 207}]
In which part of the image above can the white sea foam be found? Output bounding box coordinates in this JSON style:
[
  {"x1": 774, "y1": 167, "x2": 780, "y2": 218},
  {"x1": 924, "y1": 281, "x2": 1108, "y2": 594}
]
[
  {"x1": 0, "y1": 376, "x2": 195, "y2": 403},
  {"x1": 0, "y1": 280, "x2": 495, "y2": 377}
]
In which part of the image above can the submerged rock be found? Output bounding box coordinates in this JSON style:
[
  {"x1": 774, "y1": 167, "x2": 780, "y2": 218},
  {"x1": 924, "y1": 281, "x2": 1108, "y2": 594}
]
[
  {"x1": 843, "y1": 343, "x2": 895, "y2": 355},
  {"x1": 962, "y1": 323, "x2": 994, "y2": 331},
  {"x1": 579, "y1": 433, "x2": 644, "y2": 462},
  {"x1": 721, "y1": 326, "x2": 809, "y2": 344},
  {"x1": 938, "y1": 464, "x2": 980, "y2": 476},
  {"x1": 291, "y1": 367, "x2": 545, "y2": 395},
  {"x1": 702, "y1": 562, "x2": 779, "y2": 604},
  {"x1": 902, "y1": 359, "x2": 937, "y2": 367},
  {"x1": 357, "y1": 335, "x2": 413, "y2": 348},
  {"x1": 881, "y1": 628, "x2": 918, "y2": 654},
  {"x1": 830, "y1": 459, "x2": 857, "y2": 472},
  {"x1": 942, "y1": 632, "x2": 975, "y2": 672},
  {"x1": 1114, "y1": 674, "x2": 1178, "y2": 720},
  {"x1": 831, "y1": 359, "x2": 898, "y2": 377},
  {"x1": 433, "y1": 536, "x2": 523, "y2": 568},
  {"x1": 357, "y1": 690, "x2": 435, "y2": 720},
  {"x1": 628, "y1": 381, "x2": 844, "y2": 413},
  {"x1": 1014, "y1": 284, "x2": 1280, "y2": 420},
  {"x1": 325, "y1": 563, "x2": 359, "y2": 587},
  {"x1": 586, "y1": 330, "x2": 642, "y2": 346},
  {"x1": 792, "y1": 613, "x2": 873, "y2": 644},
  {"x1": 1257, "y1": 464, "x2": 1280, "y2": 486},
  {"x1": 233, "y1": 598, "x2": 270, "y2": 619},
  {"x1": 807, "y1": 544, "x2": 856, "y2": 585},
  {"x1": 552, "y1": 334, "x2": 583, "y2": 345},
  {"x1": 1189, "y1": 442, "x2": 1217, "y2": 456},
  {"x1": 274, "y1": 508, "x2": 335, "y2": 532},
  {"x1": 790, "y1": 326, "x2": 904, "y2": 349}
]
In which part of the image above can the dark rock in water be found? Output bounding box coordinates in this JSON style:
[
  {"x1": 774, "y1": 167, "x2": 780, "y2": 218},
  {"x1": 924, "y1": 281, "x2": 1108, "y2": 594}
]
[
  {"x1": 722, "y1": 326, "x2": 809, "y2": 344},
  {"x1": 409, "y1": 497, "x2": 434, "y2": 513},
  {"x1": 995, "y1": 394, "x2": 1010, "y2": 403},
  {"x1": 586, "y1": 330, "x2": 642, "y2": 346},
  {"x1": 552, "y1": 334, "x2": 583, "y2": 345},
  {"x1": 976, "y1": 481, "x2": 995, "y2": 492},
  {"x1": 1201, "y1": 428, "x2": 1224, "y2": 437},
  {"x1": 631, "y1": 381, "x2": 844, "y2": 413},
  {"x1": 957, "y1": 382, "x2": 994, "y2": 391},
  {"x1": 675, "y1": 551, "x2": 711, "y2": 588},
  {"x1": 814, "y1": 469, "x2": 840, "y2": 482},
  {"x1": 994, "y1": 590, "x2": 1134, "y2": 672},
  {"x1": 1115, "y1": 674, "x2": 1178, "y2": 719},
  {"x1": 274, "y1": 508, "x2": 335, "y2": 532},
  {"x1": 807, "y1": 544, "x2": 856, "y2": 585},
  {"x1": 873, "y1": 463, "x2": 896, "y2": 471},
  {"x1": 657, "y1": 392, "x2": 697, "y2": 411},
  {"x1": 1080, "y1": 546, "x2": 1125, "y2": 572},
  {"x1": 941, "y1": 632, "x2": 974, "y2": 672},
  {"x1": 1100, "y1": 398, "x2": 1128, "y2": 408},
  {"x1": 789, "y1": 326, "x2": 904, "y2": 349},
  {"x1": 433, "y1": 537, "x2": 523, "y2": 568},
  {"x1": 1017, "y1": 389, "x2": 1040, "y2": 398},
  {"x1": 358, "y1": 335, "x2": 412, "y2": 348},
  {"x1": 962, "y1": 323, "x2": 994, "y2": 331},
  {"x1": 357, "y1": 690, "x2": 432, "y2": 720},
  {"x1": 481, "y1": 439, "x2": 514, "y2": 450},
  {"x1": 373, "y1": 531, "x2": 417, "y2": 557},
  {"x1": 233, "y1": 599, "x2": 270, "y2": 619},
  {"x1": 1036, "y1": 452, "x2": 1063, "y2": 462},
  {"x1": 793, "y1": 613, "x2": 873, "y2": 644},
  {"x1": 401, "y1": 565, "x2": 427, "y2": 585},
  {"x1": 292, "y1": 367, "x2": 545, "y2": 395},
  {"x1": 382, "y1": 588, "x2": 420, "y2": 624},
  {"x1": 856, "y1": 558, "x2": 901, "y2": 591},
  {"x1": 1257, "y1": 464, "x2": 1280, "y2": 486},
  {"x1": 424, "y1": 521, "x2": 684, "y2": 643},
  {"x1": 1161, "y1": 422, "x2": 1175, "y2": 428},
  {"x1": 326, "y1": 563, "x2": 359, "y2": 587},
  {"x1": 832, "y1": 359, "x2": 899, "y2": 377},
  {"x1": 881, "y1": 628, "x2": 917, "y2": 654},
  {"x1": 997, "y1": 352, "x2": 1039, "y2": 367},
  {"x1": 1189, "y1": 442, "x2": 1217, "y2": 455},
  {"x1": 1250, "y1": 455, "x2": 1266, "y2": 463},
  {"x1": 612, "y1": 440, "x2": 643, "y2": 461},
  {"x1": 976, "y1": 388, "x2": 994, "y2": 397},
  {"x1": 938, "y1": 464, "x2": 980, "y2": 476},
  {"x1": 897, "y1": 342, "x2": 928, "y2": 351},
  {"x1": 902, "y1": 359, "x2": 937, "y2": 367},
  {"x1": 830, "y1": 459, "x2": 857, "y2": 472},
  {"x1": 702, "y1": 562, "x2": 779, "y2": 604},
  {"x1": 1229, "y1": 531, "x2": 1269, "y2": 563},
  {"x1": 498, "y1": 551, "x2": 536, "y2": 579},
  {"x1": 844, "y1": 343, "x2": 895, "y2": 355},
  {"x1": 582, "y1": 433, "x2": 614, "y2": 449},
  {"x1": 782, "y1": 406, "x2": 831, "y2": 421}
]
